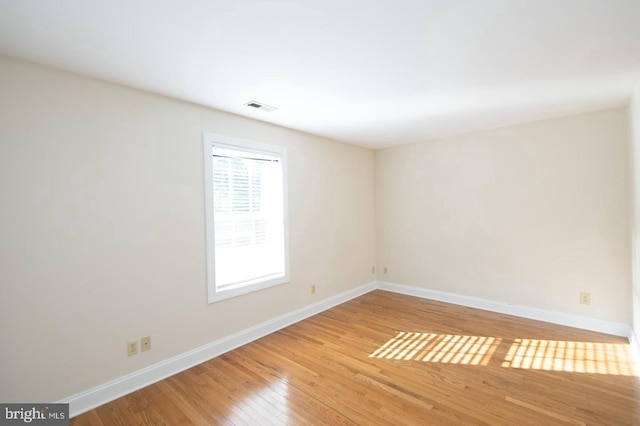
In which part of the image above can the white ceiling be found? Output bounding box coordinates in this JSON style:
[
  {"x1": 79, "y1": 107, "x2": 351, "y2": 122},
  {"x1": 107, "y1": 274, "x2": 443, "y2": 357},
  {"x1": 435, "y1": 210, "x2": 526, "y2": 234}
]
[{"x1": 1, "y1": 1, "x2": 639, "y2": 149}]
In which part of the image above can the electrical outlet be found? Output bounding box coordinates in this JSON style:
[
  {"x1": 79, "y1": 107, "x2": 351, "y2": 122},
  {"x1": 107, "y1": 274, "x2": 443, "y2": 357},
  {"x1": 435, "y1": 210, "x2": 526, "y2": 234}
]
[
  {"x1": 311, "y1": 285, "x2": 316, "y2": 294},
  {"x1": 127, "y1": 340, "x2": 138, "y2": 357},
  {"x1": 384, "y1": 267, "x2": 388, "y2": 274},
  {"x1": 141, "y1": 336, "x2": 151, "y2": 352},
  {"x1": 372, "y1": 266, "x2": 376, "y2": 274},
  {"x1": 580, "y1": 292, "x2": 591, "y2": 305}
]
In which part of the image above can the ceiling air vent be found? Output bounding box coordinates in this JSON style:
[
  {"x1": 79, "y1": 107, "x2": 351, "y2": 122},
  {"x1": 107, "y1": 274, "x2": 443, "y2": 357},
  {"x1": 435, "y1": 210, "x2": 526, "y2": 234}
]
[{"x1": 245, "y1": 100, "x2": 277, "y2": 112}]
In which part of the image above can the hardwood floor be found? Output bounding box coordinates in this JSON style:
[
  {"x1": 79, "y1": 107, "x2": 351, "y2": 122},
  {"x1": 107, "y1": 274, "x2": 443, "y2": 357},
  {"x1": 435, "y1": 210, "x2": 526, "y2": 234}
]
[{"x1": 71, "y1": 290, "x2": 640, "y2": 425}]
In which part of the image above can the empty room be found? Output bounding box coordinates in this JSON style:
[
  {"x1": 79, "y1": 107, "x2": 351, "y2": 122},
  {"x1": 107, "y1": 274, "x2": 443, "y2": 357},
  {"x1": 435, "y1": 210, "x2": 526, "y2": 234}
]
[{"x1": 2, "y1": 1, "x2": 640, "y2": 424}]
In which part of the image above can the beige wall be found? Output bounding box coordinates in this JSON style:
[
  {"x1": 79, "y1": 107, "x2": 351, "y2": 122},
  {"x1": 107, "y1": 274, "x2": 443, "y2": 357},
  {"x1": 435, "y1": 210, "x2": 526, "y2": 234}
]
[
  {"x1": 630, "y1": 82, "x2": 640, "y2": 335},
  {"x1": 0, "y1": 55, "x2": 376, "y2": 402},
  {"x1": 376, "y1": 108, "x2": 631, "y2": 323}
]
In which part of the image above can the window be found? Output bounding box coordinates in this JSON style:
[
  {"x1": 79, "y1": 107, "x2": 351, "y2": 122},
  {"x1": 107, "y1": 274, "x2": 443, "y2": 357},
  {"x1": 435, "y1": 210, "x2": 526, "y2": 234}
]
[{"x1": 203, "y1": 133, "x2": 289, "y2": 303}]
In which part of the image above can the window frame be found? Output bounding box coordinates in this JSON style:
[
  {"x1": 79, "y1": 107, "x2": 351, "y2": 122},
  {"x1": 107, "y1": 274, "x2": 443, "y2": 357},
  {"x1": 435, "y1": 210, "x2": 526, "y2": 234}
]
[{"x1": 203, "y1": 132, "x2": 290, "y2": 303}]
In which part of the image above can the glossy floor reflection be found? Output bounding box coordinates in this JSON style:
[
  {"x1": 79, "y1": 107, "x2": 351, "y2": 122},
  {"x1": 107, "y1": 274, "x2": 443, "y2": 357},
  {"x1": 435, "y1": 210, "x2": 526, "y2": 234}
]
[{"x1": 224, "y1": 378, "x2": 291, "y2": 425}]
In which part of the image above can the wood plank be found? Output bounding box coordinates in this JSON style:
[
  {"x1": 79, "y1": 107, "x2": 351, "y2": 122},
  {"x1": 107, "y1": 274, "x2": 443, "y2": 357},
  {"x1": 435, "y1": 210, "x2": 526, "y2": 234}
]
[{"x1": 71, "y1": 290, "x2": 640, "y2": 425}]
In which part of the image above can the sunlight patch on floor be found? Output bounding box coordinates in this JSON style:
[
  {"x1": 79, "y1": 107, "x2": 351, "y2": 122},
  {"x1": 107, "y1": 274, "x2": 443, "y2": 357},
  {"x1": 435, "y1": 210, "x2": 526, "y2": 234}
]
[
  {"x1": 369, "y1": 332, "x2": 500, "y2": 366},
  {"x1": 370, "y1": 333, "x2": 636, "y2": 376},
  {"x1": 502, "y1": 338, "x2": 636, "y2": 376}
]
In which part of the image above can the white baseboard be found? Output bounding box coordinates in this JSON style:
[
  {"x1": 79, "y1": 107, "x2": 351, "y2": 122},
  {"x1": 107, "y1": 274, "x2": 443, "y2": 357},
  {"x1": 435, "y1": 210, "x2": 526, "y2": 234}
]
[
  {"x1": 63, "y1": 279, "x2": 637, "y2": 417},
  {"x1": 377, "y1": 281, "x2": 632, "y2": 338},
  {"x1": 62, "y1": 281, "x2": 377, "y2": 418},
  {"x1": 629, "y1": 328, "x2": 640, "y2": 368}
]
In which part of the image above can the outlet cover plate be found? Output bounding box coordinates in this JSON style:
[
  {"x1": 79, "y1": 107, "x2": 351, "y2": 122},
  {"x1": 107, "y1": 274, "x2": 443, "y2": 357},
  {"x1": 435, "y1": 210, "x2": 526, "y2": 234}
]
[
  {"x1": 141, "y1": 336, "x2": 151, "y2": 352},
  {"x1": 127, "y1": 340, "x2": 138, "y2": 357}
]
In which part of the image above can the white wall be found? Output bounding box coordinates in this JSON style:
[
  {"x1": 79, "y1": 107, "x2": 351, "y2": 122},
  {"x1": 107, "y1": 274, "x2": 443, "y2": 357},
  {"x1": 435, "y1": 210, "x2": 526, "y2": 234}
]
[
  {"x1": 0, "y1": 55, "x2": 376, "y2": 402},
  {"x1": 376, "y1": 108, "x2": 631, "y2": 324},
  {"x1": 630, "y1": 82, "x2": 640, "y2": 335}
]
